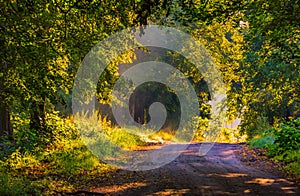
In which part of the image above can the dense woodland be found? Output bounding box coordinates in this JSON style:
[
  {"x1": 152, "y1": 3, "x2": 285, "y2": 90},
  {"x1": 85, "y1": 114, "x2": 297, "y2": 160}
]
[{"x1": 0, "y1": 0, "x2": 300, "y2": 194}]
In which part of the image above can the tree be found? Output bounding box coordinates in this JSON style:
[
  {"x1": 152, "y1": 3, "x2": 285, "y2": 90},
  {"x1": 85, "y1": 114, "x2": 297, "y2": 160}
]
[
  {"x1": 238, "y1": 0, "x2": 300, "y2": 136},
  {"x1": 2, "y1": 0, "x2": 297, "y2": 145},
  {"x1": 0, "y1": 0, "x2": 162, "y2": 145}
]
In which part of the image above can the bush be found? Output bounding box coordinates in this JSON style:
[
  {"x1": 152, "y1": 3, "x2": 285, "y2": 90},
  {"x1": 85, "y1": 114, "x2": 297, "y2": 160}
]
[
  {"x1": 272, "y1": 149, "x2": 300, "y2": 177},
  {"x1": 258, "y1": 118, "x2": 300, "y2": 178},
  {"x1": 248, "y1": 135, "x2": 275, "y2": 148},
  {"x1": 10, "y1": 111, "x2": 78, "y2": 152},
  {"x1": 248, "y1": 119, "x2": 300, "y2": 178},
  {"x1": 268, "y1": 120, "x2": 300, "y2": 157},
  {"x1": 0, "y1": 136, "x2": 114, "y2": 195},
  {"x1": 0, "y1": 171, "x2": 41, "y2": 196}
]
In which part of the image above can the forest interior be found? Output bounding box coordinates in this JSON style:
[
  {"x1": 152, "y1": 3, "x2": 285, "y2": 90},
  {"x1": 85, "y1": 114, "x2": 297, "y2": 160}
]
[{"x1": 0, "y1": 0, "x2": 300, "y2": 195}]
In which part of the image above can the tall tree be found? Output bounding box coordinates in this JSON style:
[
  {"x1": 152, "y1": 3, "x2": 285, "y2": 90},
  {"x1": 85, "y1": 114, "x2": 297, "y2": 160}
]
[{"x1": 238, "y1": 0, "x2": 300, "y2": 136}]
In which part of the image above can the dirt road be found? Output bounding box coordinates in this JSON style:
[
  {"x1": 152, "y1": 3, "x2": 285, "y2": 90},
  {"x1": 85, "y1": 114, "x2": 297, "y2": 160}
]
[{"x1": 89, "y1": 143, "x2": 299, "y2": 195}]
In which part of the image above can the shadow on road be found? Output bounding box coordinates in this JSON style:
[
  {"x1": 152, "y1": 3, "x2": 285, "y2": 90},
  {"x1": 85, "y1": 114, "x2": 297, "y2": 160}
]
[{"x1": 73, "y1": 143, "x2": 300, "y2": 195}]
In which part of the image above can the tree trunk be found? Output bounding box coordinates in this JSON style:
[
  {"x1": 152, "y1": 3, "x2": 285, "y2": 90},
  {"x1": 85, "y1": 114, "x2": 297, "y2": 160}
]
[
  {"x1": 29, "y1": 101, "x2": 46, "y2": 134},
  {"x1": 0, "y1": 63, "x2": 13, "y2": 140},
  {"x1": 0, "y1": 105, "x2": 13, "y2": 140}
]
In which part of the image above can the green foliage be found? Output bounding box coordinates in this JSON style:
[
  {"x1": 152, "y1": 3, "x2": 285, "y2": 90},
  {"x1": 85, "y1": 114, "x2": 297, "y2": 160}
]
[
  {"x1": 0, "y1": 171, "x2": 42, "y2": 196},
  {"x1": 272, "y1": 149, "x2": 300, "y2": 177},
  {"x1": 40, "y1": 138, "x2": 115, "y2": 178},
  {"x1": 248, "y1": 135, "x2": 275, "y2": 149},
  {"x1": 217, "y1": 128, "x2": 248, "y2": 143},
  {"x1": 248, "y1": 119, "x2": 300, "y2": 178},
  {"x1": 107, "y1": 127, "x2": 146, "y2": 149},
  {"x1": 10, "y1": 111, "x2": 77, "y2": 151},
  {"x1": 43, "y1": 112, "x2": 78, "y2": 143},
  {"x1": 5, "y1": 149, "x2": 40, "y2": 170},
  {"x1": 273, "y1": 149, "x2": 300, "y2": 164},
  {"x1": 148, "y1": 130, "x2": 175, "y2": 142},
  {"x1": 241, "y1": 115, "x2": 272, "y2": 139},
  {"x1": 267, "y1": 120, "x2": 300, "y2": 157},
  {"x1": 1, "y1": 0, "x2": 300, "y2": 192},
  {"x1": 0, "y1": 137, "x2": 113, "y2": 195},
  {"x1": 246, "y1": 119, "x2": 300, "y2": 178},
  {"x1": 75, "y1": 111, "x2": 146, "y2": 150},
  {"x1": 239, "y1": 0, "x2": 300, "y2": 132}
]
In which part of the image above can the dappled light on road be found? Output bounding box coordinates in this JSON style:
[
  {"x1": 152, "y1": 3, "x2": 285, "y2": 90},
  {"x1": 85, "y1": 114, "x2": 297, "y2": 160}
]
[{"x1": 86, "y1": 143, "x2": 299, "y2": 195}]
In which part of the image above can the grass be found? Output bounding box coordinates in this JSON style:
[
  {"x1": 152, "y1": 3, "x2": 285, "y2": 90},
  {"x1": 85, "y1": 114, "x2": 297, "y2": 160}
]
[
  {"x1": 0, "y1": 137, "x2": 114, "y2": 195},
  {"x1": 214, "y1": 128, "x2": 248, "y2": 143},
  {"x1": 272, "y1": 149, "x2": 300, "y2": 178},
  {"x1": 0, "y1": 169, "x2": 42, "y2": 196},
  {"x1": 0, "y1": 113, "x2": 147, "y2": 195},
  {"x1": 247, "y1": 135, "x2": 275, "y2": 148},
  {"x1": 1, "y1": 111, "x2": 216, "y2": 195},
  {"x1": 248, "y1": 137, "x2": 300, "y2": 182},
  {"x1": 107, "y1": 127, "x2": 146, "y2": 149},
  {"x1": 148, "y1": 130, "x2": 176, "y2": 142},
  {"x1": 247, "y1": 122, "x2": 300, "y2": 181}
]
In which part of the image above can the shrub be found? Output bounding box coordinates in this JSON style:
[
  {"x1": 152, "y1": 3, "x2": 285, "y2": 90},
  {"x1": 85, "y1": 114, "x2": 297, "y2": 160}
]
[
  {"x1": 248, "y1": 135, "x2": 275, "y2": 148},
  {"x1": 0, "y1": 171, "x2": 41, "y2": 196},
  {"x1": 268, "y1": 120, "x2": 300, "y2": 157}
]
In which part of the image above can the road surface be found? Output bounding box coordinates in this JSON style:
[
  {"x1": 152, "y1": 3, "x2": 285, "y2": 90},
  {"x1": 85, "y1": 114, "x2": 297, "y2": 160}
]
[{"x1": 87, "y1": 143, "x2": 300, "y2": 195}]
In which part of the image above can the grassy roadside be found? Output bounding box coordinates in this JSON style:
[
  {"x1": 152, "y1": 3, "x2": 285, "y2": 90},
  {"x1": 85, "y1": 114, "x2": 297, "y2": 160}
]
[
  {"x1": 0, "y1": 137, "x2": 115, "y2": 195},
  {"x1": 0, "y1": 114, "x2": 148, "y2": 195},
  {"x1": 0, "y1": 110, "x2": 201, "y2": 195},
  {"x1": 247, "y1": 118, "x2": 300, "y2": 181}
]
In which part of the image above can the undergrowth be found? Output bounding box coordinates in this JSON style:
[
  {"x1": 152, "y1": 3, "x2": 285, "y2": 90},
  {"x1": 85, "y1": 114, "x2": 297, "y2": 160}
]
[
  {"x1": 0, "y1": 113, "x2": 146, "y2": 195},
  {"x1": 0, "y1": 137, "x2": 114, "y2": 195},
  {"x1": 248, "y1": 118, "x2": 300, "y2": 179}
]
